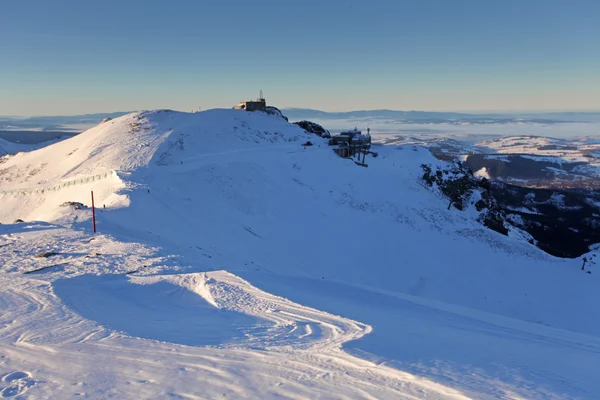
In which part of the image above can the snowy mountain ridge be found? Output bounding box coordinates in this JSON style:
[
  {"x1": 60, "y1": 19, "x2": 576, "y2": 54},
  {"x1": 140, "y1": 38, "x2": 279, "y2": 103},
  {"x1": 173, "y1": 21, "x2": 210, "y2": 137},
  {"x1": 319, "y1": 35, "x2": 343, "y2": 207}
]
[{"x1": 1, "y1": 108, "x2": 599, "y2": 399}]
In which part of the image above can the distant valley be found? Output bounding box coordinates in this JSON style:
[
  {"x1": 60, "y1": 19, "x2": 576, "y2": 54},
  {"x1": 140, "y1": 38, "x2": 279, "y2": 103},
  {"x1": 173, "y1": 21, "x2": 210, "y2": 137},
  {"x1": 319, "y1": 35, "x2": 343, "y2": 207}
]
[{"x1": 382, "y1": 134, "x2": 600, "y2": 258}]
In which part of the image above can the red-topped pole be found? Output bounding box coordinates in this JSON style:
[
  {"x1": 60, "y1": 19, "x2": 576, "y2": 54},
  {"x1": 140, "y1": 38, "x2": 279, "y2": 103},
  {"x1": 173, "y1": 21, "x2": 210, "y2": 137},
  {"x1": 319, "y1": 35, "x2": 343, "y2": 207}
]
[{"x1": 91, "y1": 191, "x2": 97, "y2": 233}]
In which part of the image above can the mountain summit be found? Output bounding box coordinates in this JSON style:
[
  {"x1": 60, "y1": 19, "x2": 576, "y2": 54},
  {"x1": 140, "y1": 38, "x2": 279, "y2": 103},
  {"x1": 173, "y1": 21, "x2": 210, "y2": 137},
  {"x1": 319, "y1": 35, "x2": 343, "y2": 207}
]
[{"x1": 0, "y1": 108, "x2": 598, "y2": 399}]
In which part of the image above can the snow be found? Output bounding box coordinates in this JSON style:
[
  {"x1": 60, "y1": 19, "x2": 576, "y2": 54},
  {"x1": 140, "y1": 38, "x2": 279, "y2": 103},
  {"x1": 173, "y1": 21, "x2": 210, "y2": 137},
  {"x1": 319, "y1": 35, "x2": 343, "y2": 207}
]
[
  {"x1": 0, "y1": 138, "x2": 30, "y2": 156},
  {"x1": 588, "y1": 199, "x2": 600, "y2": 210},
  {"x1": 505, "y1": 205, "x2": 542, "y2": 215},
  {"x1": 474, "y1": 167, "x2": 490, "y2": 179},
  {"x1": 506, "y1": 213, "x2": 526, "y2": 226},
  {"x1": 0, "y1": 137, "x2": 63, "y2": 158},
  {"x1": 476, "y1": 136, "x2": 600, "y2": 175},
  {"x1": 1, "y1": 109, "x2": 599, "y2": 399}
]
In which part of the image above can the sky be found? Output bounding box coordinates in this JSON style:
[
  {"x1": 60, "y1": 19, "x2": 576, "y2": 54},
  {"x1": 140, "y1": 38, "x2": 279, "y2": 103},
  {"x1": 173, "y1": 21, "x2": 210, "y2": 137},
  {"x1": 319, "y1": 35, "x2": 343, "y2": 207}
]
[{"x1": 1, "y1": 0, "x2": 599, "y2": 116}]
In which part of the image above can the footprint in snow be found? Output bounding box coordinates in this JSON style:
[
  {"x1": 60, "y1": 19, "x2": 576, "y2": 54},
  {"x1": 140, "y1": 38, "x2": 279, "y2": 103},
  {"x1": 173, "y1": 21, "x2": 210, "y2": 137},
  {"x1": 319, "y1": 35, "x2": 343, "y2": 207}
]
[{"x1": 0, "y1": 371, "x2": 36, "y2": 398}]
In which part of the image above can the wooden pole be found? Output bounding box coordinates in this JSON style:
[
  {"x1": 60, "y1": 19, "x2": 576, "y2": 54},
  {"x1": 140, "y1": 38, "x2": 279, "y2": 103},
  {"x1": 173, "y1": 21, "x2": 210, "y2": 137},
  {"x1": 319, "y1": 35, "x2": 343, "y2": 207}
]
[{"x1": 91, "y1": 191, "x2": 97, "y2": 233}]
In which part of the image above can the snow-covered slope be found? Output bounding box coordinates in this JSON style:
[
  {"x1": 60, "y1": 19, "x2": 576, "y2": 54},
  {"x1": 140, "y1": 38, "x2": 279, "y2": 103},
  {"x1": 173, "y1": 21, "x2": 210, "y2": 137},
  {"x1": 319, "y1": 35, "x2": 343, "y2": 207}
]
[
  {"x1": 0, "y1": 109, "x2": 309, "y2": 222},
  {"x1": 1, "y1": 109, "x2": 599, "y2": 399},
  {"x1": 0, "y1": 137, "x2": 62, "y2": 158},
  {"x1": 0, "y1": 138, "x2": 30, "y2": 157}
]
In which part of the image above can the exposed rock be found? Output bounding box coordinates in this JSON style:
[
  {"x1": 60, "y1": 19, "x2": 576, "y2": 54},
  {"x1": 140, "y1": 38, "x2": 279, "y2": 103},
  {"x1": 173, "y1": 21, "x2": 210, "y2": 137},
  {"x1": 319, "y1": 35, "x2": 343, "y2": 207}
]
[
  {"x1": 13, "y1": 219, "x2": 24, "y2": 223},
  {"x1": 421, "y1": 160, "x2": 600, "y2": 257},
  {"x1": 421, "y1": 162, "x2": 510, "y2": 236},
  {"x1": 265, "y1": 106, "x2": 288, "y2": 121},
  {"x1": 421, "y1": 162, "x2": 478, "y2": 211},
  {"x1": 36, "y1": 251, "x2": 59, "y2": 258},
  {"x1": 101, "y1": 117, "x2": 112, "y2": 124},
  {"x1": 293, "y1": 120, "x2": 330, "y2": 138},
  {"x1": 61, "y1": 201, "x2": 86, "y2": 210},
  {"x1": 489, "y1": 183, "x2": 600, "y2": 258}
]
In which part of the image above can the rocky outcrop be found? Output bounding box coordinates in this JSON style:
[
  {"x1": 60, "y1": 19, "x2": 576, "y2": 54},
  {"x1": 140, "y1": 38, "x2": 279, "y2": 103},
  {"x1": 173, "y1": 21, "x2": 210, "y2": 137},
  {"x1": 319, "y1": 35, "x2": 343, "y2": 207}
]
[
  {"x1": 421, "y1": 162, "x2": 510, "y2": 236},
  {"x1": 36, "y1": 251, "x2": 59, "y2": 258},
  {"x1": 265, "y1": 106, "x2": 288, "y2": 121},
  {"x1": 421, "y1": 160, "x2": 600, "y2": 257},
  {"x1": 60, "y1": 201, "x2": 86, "y2": 210},
  {"x1": 489, "y1": 183, "x2": 600, "y2": 258},
  {"x1": 293, "y1": 121, "x2": 330, "y2": 138}
]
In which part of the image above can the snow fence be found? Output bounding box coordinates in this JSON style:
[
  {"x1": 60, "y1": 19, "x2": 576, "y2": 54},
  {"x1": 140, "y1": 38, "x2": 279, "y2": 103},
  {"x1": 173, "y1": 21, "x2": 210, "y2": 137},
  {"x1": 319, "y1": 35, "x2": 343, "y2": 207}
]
[{"x1": 0, "y1": 171, "x2": 117, "y2": 196}]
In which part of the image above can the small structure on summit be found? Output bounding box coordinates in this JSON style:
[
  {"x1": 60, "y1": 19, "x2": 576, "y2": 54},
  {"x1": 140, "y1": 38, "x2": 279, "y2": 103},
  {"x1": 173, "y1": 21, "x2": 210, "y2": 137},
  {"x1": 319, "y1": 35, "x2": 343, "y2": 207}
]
[{"x1": 234, "y1": 90, "x2": 267, "y2": 112}]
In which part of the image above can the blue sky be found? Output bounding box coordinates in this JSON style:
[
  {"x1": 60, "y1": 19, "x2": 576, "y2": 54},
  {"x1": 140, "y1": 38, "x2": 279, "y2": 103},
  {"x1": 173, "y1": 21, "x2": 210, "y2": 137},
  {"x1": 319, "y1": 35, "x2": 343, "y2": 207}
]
[{"x1": 1, "y1": 0, "x2": 599, "y2": 115}]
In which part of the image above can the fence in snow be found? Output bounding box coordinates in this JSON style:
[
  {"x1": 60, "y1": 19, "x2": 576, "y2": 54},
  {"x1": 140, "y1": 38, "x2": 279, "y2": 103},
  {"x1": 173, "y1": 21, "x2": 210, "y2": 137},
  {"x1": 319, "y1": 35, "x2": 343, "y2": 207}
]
[{"x1": 0, "y1": 171, "x2": 116, "y2": 196}]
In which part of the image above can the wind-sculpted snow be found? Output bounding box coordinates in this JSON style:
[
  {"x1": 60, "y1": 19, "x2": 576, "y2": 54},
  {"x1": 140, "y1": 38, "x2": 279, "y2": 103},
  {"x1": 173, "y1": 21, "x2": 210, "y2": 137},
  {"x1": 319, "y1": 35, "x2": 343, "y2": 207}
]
[
  {"x1": 2, "y1": 224, "x2": 598, "y2": 398},
  {"x1": 53, "y1": 271, "x2": 371, "y2": 351},
  {"x1": 0, "y1": 226, "x2": 469, "y2": 399},
  {"x1": 52, "y1": 273, "x2": 263, "y2": 347},
  {"x1": 1, "y1": 109, "x2": 599, "y2": 398}
]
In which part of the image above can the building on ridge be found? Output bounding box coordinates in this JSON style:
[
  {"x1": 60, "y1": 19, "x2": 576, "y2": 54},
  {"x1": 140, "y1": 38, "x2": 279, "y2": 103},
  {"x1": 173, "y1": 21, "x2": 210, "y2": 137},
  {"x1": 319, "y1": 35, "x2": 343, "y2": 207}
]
[{"x1": 234, "y1": 90, "x2": 267, "y2": 112}]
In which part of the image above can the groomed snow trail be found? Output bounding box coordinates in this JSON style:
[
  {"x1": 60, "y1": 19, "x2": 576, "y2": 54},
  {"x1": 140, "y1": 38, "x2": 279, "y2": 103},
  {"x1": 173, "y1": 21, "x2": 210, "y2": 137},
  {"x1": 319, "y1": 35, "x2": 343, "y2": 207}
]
[
  {"x1": 0, "y1": 226, "x2": 468, "y2": 399},
  {"x1": 2, "y1": 110, "x2": 599, "y2": 398}
]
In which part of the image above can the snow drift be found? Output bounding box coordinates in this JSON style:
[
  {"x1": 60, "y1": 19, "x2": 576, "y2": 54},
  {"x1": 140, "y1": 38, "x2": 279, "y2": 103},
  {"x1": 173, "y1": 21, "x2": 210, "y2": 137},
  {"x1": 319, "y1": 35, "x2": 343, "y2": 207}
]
[{"x1": 1, "y1": 108, "x2": 599, "y2": 399}]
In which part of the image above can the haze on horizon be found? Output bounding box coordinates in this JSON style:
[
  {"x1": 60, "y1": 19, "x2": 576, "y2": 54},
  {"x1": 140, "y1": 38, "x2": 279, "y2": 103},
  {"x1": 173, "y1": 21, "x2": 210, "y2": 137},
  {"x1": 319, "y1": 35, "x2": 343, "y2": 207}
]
[{"x1": 1, "y1": 0, "x2": 599, "y2": 116}]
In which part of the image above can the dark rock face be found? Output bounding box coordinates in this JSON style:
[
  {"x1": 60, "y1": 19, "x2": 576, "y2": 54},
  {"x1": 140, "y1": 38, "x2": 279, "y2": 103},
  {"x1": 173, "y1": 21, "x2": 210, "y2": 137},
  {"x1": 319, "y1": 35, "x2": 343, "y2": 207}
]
[
  {"x1": 265, "y1": 106, "x2": 288, "y2": 121},
  {"x1": 490, "y1": 184, "x2": 600, "y2": 258},
  {"x1": 420, "y1": 162, "x2": 600, "y2": 258},
  {"x1": 36, "y1": 251, "x2": 59, "y2": 258},
  {"x1": 421, "y1": 162, "x2": 509, "y2": 236},
  {"x1": 293, "y1": 120, "x2": 330, "y2": 137}
]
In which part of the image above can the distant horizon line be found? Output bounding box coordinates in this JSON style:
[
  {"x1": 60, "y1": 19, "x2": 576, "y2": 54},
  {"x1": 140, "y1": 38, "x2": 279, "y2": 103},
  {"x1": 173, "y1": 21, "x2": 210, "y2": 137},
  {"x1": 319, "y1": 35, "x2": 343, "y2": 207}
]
[{"x1": 3, "y1": 107, "x2": 600, "y2": 119}]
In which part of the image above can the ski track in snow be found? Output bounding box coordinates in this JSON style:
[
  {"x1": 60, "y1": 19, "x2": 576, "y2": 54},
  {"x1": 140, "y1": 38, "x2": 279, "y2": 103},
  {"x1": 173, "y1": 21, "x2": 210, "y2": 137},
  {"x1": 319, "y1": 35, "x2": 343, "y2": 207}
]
[
  {"x1": 0, "y1": 229, "x2": 467, "y2": 399},
  {"x1": 170, "y1": 271, "x2": 371, "y2": 352},
  {"x1": 1, "y1": 110, "x2": 599, "y2": 399},
  {"x1": 2, "y1": 219, "x2": 597, "y2": 399}
]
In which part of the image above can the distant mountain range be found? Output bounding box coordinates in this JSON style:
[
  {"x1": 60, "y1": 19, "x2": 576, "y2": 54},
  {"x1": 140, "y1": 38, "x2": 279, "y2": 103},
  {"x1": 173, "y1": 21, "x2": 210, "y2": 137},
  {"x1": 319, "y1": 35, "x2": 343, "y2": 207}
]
[
  {"x1": 2, "y1": 109, "x2": 600, "y2": 134},
  {"x1": 0, "y1": 112, "x2": 132, "y2": 124},
  {"x1": 282, "y1": 108, "x2": 600, "y2": 123},
  {"x1": 0, "y1": 112, "x2": 132, "y2": 132}
]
